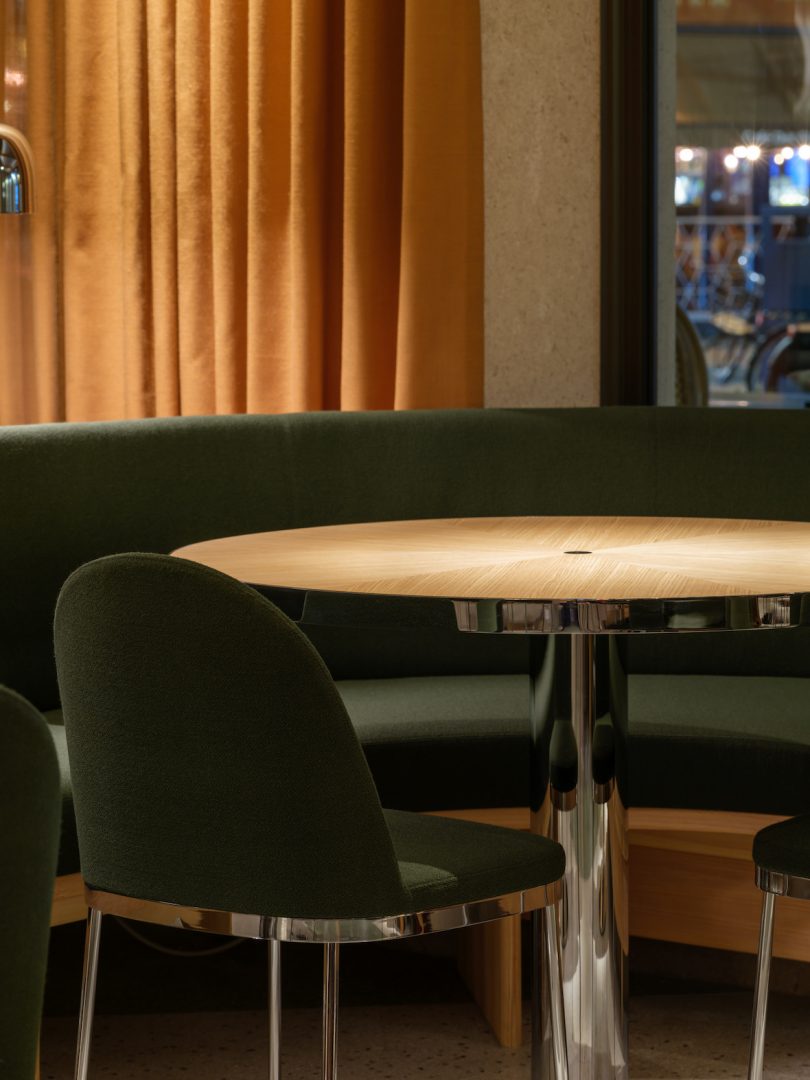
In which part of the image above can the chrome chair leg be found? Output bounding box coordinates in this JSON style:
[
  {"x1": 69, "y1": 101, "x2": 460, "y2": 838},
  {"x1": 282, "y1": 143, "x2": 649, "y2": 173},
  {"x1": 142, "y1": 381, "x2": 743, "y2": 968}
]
[
  {"x1": 268, "y1": 939, "x2": 281, "y2": 1080},
  {"x1": 74, "y1": 908, "x2": 103, "y2": 1080},
  {"x1": 322, "y1": 943, "x2": 340, "y2": 1080},
  {"x1": 748, "y1": 891, "x2": 775, "y2": 1080},
  {"x1": 544, "y1": 903, "x2": 570, "y2": 1080}
]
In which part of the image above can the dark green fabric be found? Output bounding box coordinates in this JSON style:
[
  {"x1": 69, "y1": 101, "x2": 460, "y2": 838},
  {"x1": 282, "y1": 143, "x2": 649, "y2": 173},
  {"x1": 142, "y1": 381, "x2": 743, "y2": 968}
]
[
  {"x1": 623, "y1": 674, "x2": 810, "y2": 815},
  {"x1": 337, "y1": 675, "x2": 530, "y2": 810},
  {"x1": 54, "y1": 554, "x2": 564, "y2": 920},
  {"x1": 43, "y1": 673, "x2": 534, "y2": 879},
  {"x1": 753, "y1": 814, "x2": 810, "y2": 878},
  {"x1": 384, "y1": 809, "x2": 565, "y2": 910},
  {"x1": 0, "y1": 686, "x2": 60, "y2": 1079},
  {"x1": 55, "y1": 553, "x2": 406, "y2": 919}
]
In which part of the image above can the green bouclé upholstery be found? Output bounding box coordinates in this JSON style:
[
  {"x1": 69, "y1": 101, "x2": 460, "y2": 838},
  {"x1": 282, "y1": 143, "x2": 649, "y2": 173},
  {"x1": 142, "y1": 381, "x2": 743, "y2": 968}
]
[
  {"x1": 753, "y1": 815, "x2": 810, "y2": 879},
  {"x1": 0, "y1": 686, "x2": 60, "y2": 1079},
  {"x1": 384, "y1": 810, "x2": 564, "y2": 911},
  {"x1": 42, "y1": 674, "x2": 535, "y2": 879},
  {"x1": 337, "y1": 675, "x2": 530, "y2": 811},
  {"x1": 54, "y1": 554, "x2": 564, "y2": 918},
  {"x1": 624, "y1": 675, "x2": 810, "y2": 815}
]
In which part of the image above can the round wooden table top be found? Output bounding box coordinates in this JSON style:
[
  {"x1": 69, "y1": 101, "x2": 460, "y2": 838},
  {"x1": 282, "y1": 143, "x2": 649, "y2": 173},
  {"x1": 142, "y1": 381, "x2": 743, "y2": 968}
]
[{"x1": 173, "y1": 515, "x2": 810, "y2": 602}]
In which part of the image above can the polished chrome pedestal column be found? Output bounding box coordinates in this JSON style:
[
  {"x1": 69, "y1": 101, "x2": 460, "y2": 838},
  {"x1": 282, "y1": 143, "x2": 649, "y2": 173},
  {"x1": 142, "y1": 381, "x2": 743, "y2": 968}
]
[
  {"x1": 531, "y1": 635, "x2": 628, "y2": 1080},
  {"x1": 452, "y1": 586, "x2": 794, "y2": 1079}
]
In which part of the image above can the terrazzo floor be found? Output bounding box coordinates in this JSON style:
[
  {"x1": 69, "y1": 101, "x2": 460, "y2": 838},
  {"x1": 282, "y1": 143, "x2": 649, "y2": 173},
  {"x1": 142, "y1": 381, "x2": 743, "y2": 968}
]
[
  {"x1": 39, "y1": 991, "x2": 809, "y2": 1079},
  {"x1": 38, "y1": 924, "x2": 809, "y2": 1079}
]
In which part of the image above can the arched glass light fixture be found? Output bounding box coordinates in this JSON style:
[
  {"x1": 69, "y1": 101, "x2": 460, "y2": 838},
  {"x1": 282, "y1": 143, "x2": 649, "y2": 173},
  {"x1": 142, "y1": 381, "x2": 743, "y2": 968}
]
[{"x1": 0, "y1": 124, "x2": 35, "y2": 214}]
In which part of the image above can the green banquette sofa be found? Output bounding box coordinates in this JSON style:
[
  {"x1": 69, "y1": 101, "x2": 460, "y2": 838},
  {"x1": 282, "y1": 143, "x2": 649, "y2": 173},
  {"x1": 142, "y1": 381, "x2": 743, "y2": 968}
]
[{"x1": 3, "y1": 406, "x2": 810, "y2": 896}]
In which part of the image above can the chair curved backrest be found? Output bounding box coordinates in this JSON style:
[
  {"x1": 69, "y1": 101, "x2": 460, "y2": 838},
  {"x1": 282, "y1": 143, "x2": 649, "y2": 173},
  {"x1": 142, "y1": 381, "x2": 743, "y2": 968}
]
[
  {"x1": 54, "y1": 553, "x2": 407, "y2": 919},
  {"x1": 0, "y1": 685, "x2": 60, "y2": 1078}
]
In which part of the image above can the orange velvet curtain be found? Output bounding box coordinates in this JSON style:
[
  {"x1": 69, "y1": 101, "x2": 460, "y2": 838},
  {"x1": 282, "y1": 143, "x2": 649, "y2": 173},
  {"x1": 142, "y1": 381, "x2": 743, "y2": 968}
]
[{"x1": 0, "y1": 0, "x2": 483, "y2": 424}]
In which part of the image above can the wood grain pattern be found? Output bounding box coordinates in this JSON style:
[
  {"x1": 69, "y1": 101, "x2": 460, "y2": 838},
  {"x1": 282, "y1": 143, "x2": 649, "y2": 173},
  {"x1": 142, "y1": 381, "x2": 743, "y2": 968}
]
[
  {"x1": 174, "y1": 516, "x2": 810, "y2": 601},
  {"x1": 50, "y1": 872, "x2": 86, "y2": 927},
  {"x1": 630, "y1": 846, "x2": 810, "y2": 962},
  {"x1": 457, "y1": 916, "x2": 523, "y2": 1048}
]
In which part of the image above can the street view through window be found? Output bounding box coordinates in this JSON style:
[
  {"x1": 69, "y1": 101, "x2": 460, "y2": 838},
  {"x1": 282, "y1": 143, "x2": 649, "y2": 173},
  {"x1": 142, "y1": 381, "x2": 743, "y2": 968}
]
[{"x1": 676, "y1": 0, "x2": 810, "y2": 406}]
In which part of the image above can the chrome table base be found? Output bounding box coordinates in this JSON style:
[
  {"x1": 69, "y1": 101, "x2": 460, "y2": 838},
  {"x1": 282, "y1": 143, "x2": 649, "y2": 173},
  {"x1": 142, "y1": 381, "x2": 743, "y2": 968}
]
[{"x1": 531, "y1": 636, "x2": 628, "y2": 1080}]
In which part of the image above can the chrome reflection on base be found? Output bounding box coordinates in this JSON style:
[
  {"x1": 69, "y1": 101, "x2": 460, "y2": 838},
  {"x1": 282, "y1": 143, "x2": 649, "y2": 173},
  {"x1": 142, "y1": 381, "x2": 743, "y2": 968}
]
[
  {"x1": 551, "y1": 787, "x2": 577, "y2": 812},
  {"x1": 84, "y1": 881, "x2": 562, "y2": 945},
  {"x1": 453, "y1": 594, "x2": 798, "y2": 635},
  {"x1": 594, "y1": 778, "x2": 615, "y2": 806},
  {"x1": 544, "y1": 904, "x2": 570, "y2": 1080},
  {"x1": 532, "y1": 636, "x2": 629, "y2": 1080},
  {"x1": 755, "y1": 866, "x2": 810, "y2": 901}
]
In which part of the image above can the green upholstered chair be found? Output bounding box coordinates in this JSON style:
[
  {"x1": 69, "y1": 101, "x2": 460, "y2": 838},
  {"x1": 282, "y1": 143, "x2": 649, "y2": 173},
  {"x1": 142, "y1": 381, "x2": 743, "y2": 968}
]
[
  {"x1": 0, "y1": 685, "x2": 61, "y2": 1079},
  {"x1": 747, "y1": 815, "x2": 810, "y2": 1079},
  {"x1": 54, "y1": 553, "x2": 569, "y2": 1080}
]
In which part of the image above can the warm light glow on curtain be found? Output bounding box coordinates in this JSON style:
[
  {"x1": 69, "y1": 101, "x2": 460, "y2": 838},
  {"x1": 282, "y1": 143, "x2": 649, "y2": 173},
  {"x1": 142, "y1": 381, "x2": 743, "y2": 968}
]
[{"x1": 0, "y1": 0, "x2": 483, "y2": 424}]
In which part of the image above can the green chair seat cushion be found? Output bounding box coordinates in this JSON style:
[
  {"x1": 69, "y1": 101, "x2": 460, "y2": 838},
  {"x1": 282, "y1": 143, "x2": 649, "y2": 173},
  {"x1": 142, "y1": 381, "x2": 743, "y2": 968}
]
[
  {"x1": 337, "y1": 675, "x2": 530, "y2": 811},
  {"x1": 385, "y1": 808, "x2": 564, "y2": 911},
  {"x1": 626, "y1": 674, "x2": 810, "y2": 815},
  {"x1": 753, "y1": 814, "x2": 810, "y2": 879}
]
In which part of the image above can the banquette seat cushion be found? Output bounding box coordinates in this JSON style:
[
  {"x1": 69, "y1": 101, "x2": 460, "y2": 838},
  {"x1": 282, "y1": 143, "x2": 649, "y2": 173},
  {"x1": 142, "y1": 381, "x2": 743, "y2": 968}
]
[{"x1": 3, "y1": 406, "x2": 810, "y2": 877}]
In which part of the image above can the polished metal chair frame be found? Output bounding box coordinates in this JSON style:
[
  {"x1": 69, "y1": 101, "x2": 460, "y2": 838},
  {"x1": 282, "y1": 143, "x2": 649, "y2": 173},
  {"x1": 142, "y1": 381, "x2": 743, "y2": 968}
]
[
  {"x1": 747, "y1": 866, "x2": 810, "y2": 1080},
  {"x1": 75, "y1": 881, "x2": 568, "y2": 1080}
]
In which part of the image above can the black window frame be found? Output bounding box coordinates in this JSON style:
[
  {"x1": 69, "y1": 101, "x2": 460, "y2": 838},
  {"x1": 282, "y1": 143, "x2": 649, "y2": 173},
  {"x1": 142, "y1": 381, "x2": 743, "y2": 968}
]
[{"x1": 601, "y1": 0, "x2": 658, "y2": 405}]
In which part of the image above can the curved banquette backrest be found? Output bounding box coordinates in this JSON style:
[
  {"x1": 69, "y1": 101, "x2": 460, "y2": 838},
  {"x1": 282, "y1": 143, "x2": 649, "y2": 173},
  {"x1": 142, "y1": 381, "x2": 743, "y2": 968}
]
[{"x1": 3, "y1": 406, "x2": 810, "y2": 713}]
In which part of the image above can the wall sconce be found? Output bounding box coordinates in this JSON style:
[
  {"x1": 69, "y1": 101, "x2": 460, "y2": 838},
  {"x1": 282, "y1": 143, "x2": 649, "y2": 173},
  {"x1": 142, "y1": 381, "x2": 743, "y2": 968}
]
[{"x1": 0, "y1": 124, "x2": 35, "y2": 214}]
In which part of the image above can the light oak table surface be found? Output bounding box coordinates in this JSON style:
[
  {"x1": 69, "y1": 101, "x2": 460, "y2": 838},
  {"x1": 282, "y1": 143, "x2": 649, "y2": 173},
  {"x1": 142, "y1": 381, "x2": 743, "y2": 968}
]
[{"x1": 174, "y1": 515, "x2": 810, "y2": 602}]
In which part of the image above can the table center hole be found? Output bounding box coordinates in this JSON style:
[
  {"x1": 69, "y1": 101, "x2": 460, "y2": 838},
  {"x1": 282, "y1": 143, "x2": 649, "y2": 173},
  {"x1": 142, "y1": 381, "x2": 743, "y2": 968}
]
[{"x1": 564, "y1": 550, "x2": 592, "y2": 555}]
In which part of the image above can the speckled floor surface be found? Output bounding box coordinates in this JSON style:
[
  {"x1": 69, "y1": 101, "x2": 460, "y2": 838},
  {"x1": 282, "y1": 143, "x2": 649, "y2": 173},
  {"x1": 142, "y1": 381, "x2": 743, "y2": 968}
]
[{"x1": 40, "y1": 991, "x2": 809, "y2": 1079}]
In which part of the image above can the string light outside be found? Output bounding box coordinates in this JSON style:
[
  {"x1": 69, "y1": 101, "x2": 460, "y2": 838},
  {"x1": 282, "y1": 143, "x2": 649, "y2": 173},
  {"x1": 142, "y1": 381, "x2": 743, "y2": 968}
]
[{"x1": 676, "y1": 142, "x2": 810, "y2": 173}]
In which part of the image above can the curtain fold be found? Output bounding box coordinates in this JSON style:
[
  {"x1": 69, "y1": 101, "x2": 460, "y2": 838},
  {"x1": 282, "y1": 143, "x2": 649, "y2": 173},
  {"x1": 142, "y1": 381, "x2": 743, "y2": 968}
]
[{"x1": 2, "y1": 0, "x2": 483, "y2": 424}]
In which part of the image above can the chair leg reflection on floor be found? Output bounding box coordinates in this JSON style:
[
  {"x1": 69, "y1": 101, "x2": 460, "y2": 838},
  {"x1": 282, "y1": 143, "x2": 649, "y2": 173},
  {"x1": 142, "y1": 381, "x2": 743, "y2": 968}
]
[{"x1": 56, "y1": 553, "x2": 570, "y2": 1080}]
